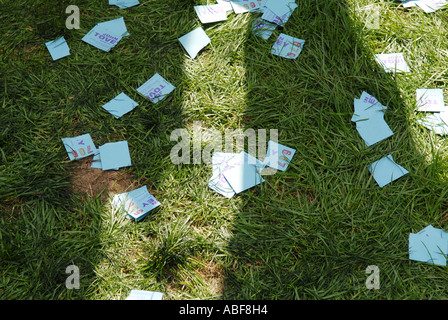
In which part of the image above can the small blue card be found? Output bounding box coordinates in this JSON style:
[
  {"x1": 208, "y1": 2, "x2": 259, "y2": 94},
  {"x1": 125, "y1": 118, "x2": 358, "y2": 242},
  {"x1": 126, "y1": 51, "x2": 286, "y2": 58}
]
[
  {"x1": 178, "y1": 27, "x2": 211, "y2": 59},
  {"x1": 98, "y1": 141, "x2": 132, "y2": 170},
  {"x1": 61, "y1": 133, "x2": 97, "y2": 160},
  {"x1": 271, "y1": 33, "x2": 305, "y2": 59},
  {"x1": 368, "y1": 154, "x2": 408, "y2": 187},
  {"x1": 45, "y1": 36, "x2": 70, "y2": 61},
  {"x1": 102, "y1": 92, "x2": 139, "y2": 118},
  {"x1": 137, "y1": 73, "x2": 176, "y2": 103}
]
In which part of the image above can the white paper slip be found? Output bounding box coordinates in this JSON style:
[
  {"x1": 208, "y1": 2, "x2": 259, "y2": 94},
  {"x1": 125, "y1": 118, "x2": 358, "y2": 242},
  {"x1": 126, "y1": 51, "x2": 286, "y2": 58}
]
[
  {"x1": 416, "y1": 88, "x2": 445, "y2": 112},
  {"x1": 194, "y1": 4, "x2": 228, "y2": 23},
  {"x1": 125, "y1": 290, "x2": 163, "y2": 300},
  {"x1": 375, "y1": 53, "x2": 410, "y2": 73}
]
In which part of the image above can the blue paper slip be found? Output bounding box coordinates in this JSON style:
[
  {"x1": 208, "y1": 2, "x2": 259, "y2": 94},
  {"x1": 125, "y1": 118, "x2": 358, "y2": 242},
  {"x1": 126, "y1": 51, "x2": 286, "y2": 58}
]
[
  {"x1": 194, "y1": 4, "x2": 228, "y2": 23},
  {"x1": 137, "y1": 73, "x2": 175, "y2": 103},
  {"x1": 82, "y1": 17, "x2": 128, "y2": 52},
  {"x1": 109, "y1": 0, "x2": 140, "y2": 9},
  {"x1": 61, "y1": 133, "x2": 97, "y2": 160},
  {"x1": 178, "y1": 27, "x2": 211, "y2": 59},
  {"x1": 208, "y1": 152, "x2": 239, "y2": 198},
  {"x1": 416, "y1": 88, "x2": 445, "y2": 112},
  {"x1": 368, "y1": 154, "x2": 408, "y2": 187},
  {"x1": 125, "y1": 290, "x2": 163, "y2": 300},
  {"x1": 45, "y1": 36, "x2": 70, "y2": 61},
  {"x1": 230, "y1": 0, "x2": 266, "y2": 13},
  {"x1": 375, "y1": 53, "x2": 410, "y2": 73},
  {"x1": 91, "y1": 152, "x2": 119, "y2": 170},
  {"x1": 261, "y1": 0, "x2": 297, "y2": 26},
  {"x1": 252, "y1": 18, "x2": 277, "y2": 40},
  {"x1": 263, "y1": 140, "x2": 295, "y2": 171},
  {"x1": 98, "y1": 141, "x2": 132, "y2": 170},
  {"x1": 222, "y1": 162, "x2": 264, "y2": 194},
  {"x1": 409, "y1": 225, "x2": 448, "y2": 266},
  {"x1": 417, "y1": 113, "x2": 448, "y2": 135},
  {"x1": 112, "y1": 186, "x2": 160, "y2": 221},
  {"x1": 102, "y1": 92, "x2": 139, "y2": 118},
  {"x1": 271, "y1": 33, "x2": 305, "y2": 59}
]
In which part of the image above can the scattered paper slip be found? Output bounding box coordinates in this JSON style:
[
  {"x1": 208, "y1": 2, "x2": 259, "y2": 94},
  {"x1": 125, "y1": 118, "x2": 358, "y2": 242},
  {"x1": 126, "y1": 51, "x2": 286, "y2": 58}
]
[
  {"x1": 252, "y1": 18, "x2": 277, "y2": 40},
  {"x1": 82, "y1": 17, "x2": 129, "y2": 52},
  {"x1": 61, "y1": 133, "x2": 97, "y2": 160},
  {"x1": 112, "y1": 186, "x2": 160, "y2": 221},
  {"x1": 194, "y1": 4, "x2": 228, "y2": 23},
  {"x1": 178, "y1": 27, "x2": 211, "y2": 59},
  {"x1": 368, "y1": 154, "x2": 408, "y2": 187},
  {"x1": 375, "y1": 53, "x2": 410, "y2": 73},
  {"x1": 125, "y1": 290, "x2": 163, "y2": 300},
  {"x1": 102, "y1": 92, "x2": 139, "y2": 118},
  {"x1": 351, "y1": 92, "x2": 393, "y2": 147},
  {"x1": 263, "y1": 140, "x2": 296, "y2": 171},
  {"x1": 109, "y1": 0, "x2": 140, "y2": 9},
  {"x1": 98, "y1": 141, "x2": 132, "y2": 170},
  {"x1": 416, "y1": 88, "x2": 445, "y2": 112},
  {"x1": 262, "y1": 0, "x2": 297, "y2": 26},
  {"x1": 230, "y1": 0, "x2": 266, "y2": 14},
  {"x1": 91, "y1": 152, "x2": 119, "y2": 170},
  {"x1": 417, "y1": 112, "x2": 448, "y2": 135},
  {"x1": 401, "y1": 0, "x2": 448, "y2": 12},
  {"x1": 409, "y1": 225, "x2": 448, "y2": 266},
  {"x1": 271, "y1": 33, "x2": 305, "y2": 59},
  {"x1": 137, "y1": 73, "x2": 176, "y2": 103},
  {"x1": 45, "y1": 36, "x2": 70, "y2": 61}
]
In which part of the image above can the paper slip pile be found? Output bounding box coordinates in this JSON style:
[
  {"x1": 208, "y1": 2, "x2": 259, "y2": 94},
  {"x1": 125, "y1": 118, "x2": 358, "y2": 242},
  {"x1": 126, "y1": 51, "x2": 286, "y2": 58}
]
[
  {"x1": 409, "y1": 225, "x2": 448, "y2": 266},
  {"x1": 351, "y1": 91, "x2": 393, "y2": 147},
  {"x1": 415, "y1": 89, "x2": 448, "y2": 134},
  {"x1": 91, "y1": 141, "x2": 132, "y2": 171},
  {"x1": 112, "y1": 186, "x2": 161, "y2": 221},
  {"x1": 261, "y1": 0, "x2": 298, "y2": 26},
  {"x1": 125, "y1": 290, "x2": 163, "y2": 300},
  {"x1": 400, "y1": 0, "x2": 448, "y2": 13},
  {"x1": 82, "y1": 17, "x2": 129, "y2": 52},
  {"x1": 208, "y1": 141, "x2": 296, "y2": 198},
  {"x1": 45, "y1": 37, "x2": 70, "y2": 61},
  {"x1": 375, "y1": 53, "x2": 410, "y2": 73}
]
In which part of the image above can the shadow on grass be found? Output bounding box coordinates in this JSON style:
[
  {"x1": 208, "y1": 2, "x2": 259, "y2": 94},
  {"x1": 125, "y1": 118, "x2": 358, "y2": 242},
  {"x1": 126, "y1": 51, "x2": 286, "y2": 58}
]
[{"x1": 220, "y1": 0, "x2": 448, "y2": 299}]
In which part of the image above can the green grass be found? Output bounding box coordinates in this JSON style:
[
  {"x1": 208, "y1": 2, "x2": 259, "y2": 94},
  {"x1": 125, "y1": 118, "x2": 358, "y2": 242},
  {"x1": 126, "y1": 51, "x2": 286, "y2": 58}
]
[{"x1": 2, "y1": 0, "x2": 448, "y2": 300}]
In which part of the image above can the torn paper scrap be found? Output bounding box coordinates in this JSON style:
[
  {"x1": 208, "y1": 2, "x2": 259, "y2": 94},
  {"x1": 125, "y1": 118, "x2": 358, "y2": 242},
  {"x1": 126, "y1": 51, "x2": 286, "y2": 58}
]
[
  {"x1": 252, "y1": 18, "x2": 277, "y2": 40},
  {"x1": 102, "y1": 92, "x2": 139, "y2": 118},
  {"x1": 178, "y1": 27, "x2": 211, "y2": 59},
  {"x1": 416, "y1": 88, "x2": 446, "y2": 112},
  {"x1": 109, "y1": 0, "x2": 140, "y2": 9},
  {"x1": 125, "y1": 290, "x2": 163, "y2": 300},
  {"x1": 61, "y1": 133, "x2": 97, "y2": 160},
  {"x1": 263, "y1": 140, "x2": 296, "y2": 171},
  {"x1": 194, "y1": 4, "x2": 228, "y2": 23},
  {"x1": 271, "y1": 33, "x2": 305, "y2": 59},
  {"x1": 137, "y1": 73, "x2": 175, "y2": 103},
  {"x1": 375, "y1": 53, "x2": 410, "y2": 73},
  {"x1": 98, "y1": 140, "x2": 132, "y2": 170},
  {"x1": 368, "y1": 154, "x2": 408, "y2": 187},
  {"x1": 409, "y1": 225, "x2": 448, "y2": 266},
  {"x1": 45, "y1": 36, "x2": 70, "y2": 61},
  {"x1": 112, "y1": 186, "x2": 160, "y2": 221}
]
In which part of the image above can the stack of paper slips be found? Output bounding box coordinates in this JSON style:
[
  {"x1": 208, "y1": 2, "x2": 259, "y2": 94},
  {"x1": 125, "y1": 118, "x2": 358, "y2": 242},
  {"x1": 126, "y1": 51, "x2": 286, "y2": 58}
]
[
  {"x1": 415, "y1": 88, "x2": 448, "y2": 134},
  {"x1": 112, "y1": 186, "x2": 161, "y2": 221},
  {"x1": 109, "y1": 0, "x2": 140, "y2": 9},
  {"x1": 102, "y1": 92, "x2": 139, "y2": 119},
  {"x1": 82, "y1": 17, "x2": 129, "y2": 52},
  {"x1": 368, "y1": 154, "x2": 409, "y2": 188},
  {"x1": 409, "y1": 225, "x2": 448, "y2": 266},
  {"x1": 91, "y1": 141, "x2": 132, "y2": 171},
  {"x1": 61, "y1": 133, "x2": 97, "y2": 160},
  {"x1": 229, "y1": 0, "x2": 266, "y2": 14},
  {"x1": 351, "y1": 91, "x2": 393, "y2": 147},
  {"x1": 208, "y1": 141, "x2": 296, "y2": 198},
  {"x1": 45, "y1": 36, "x2": 70, "y2": 61},
  {"x1": 400, "y1": 0, "x2": 448, "y2": 13},
  {"x1": 194, "y1": 4, "x2": 229, "y2": 23},
  {"x1": 375, "y1": 53, "x2": 410, "y2": 73}
]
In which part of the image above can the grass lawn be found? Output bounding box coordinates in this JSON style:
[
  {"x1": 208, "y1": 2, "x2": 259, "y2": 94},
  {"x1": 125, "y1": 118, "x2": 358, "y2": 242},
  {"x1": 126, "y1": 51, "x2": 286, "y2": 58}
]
[{"x1": 2, "y1": 0, "x2": 448, "y2": 300}]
